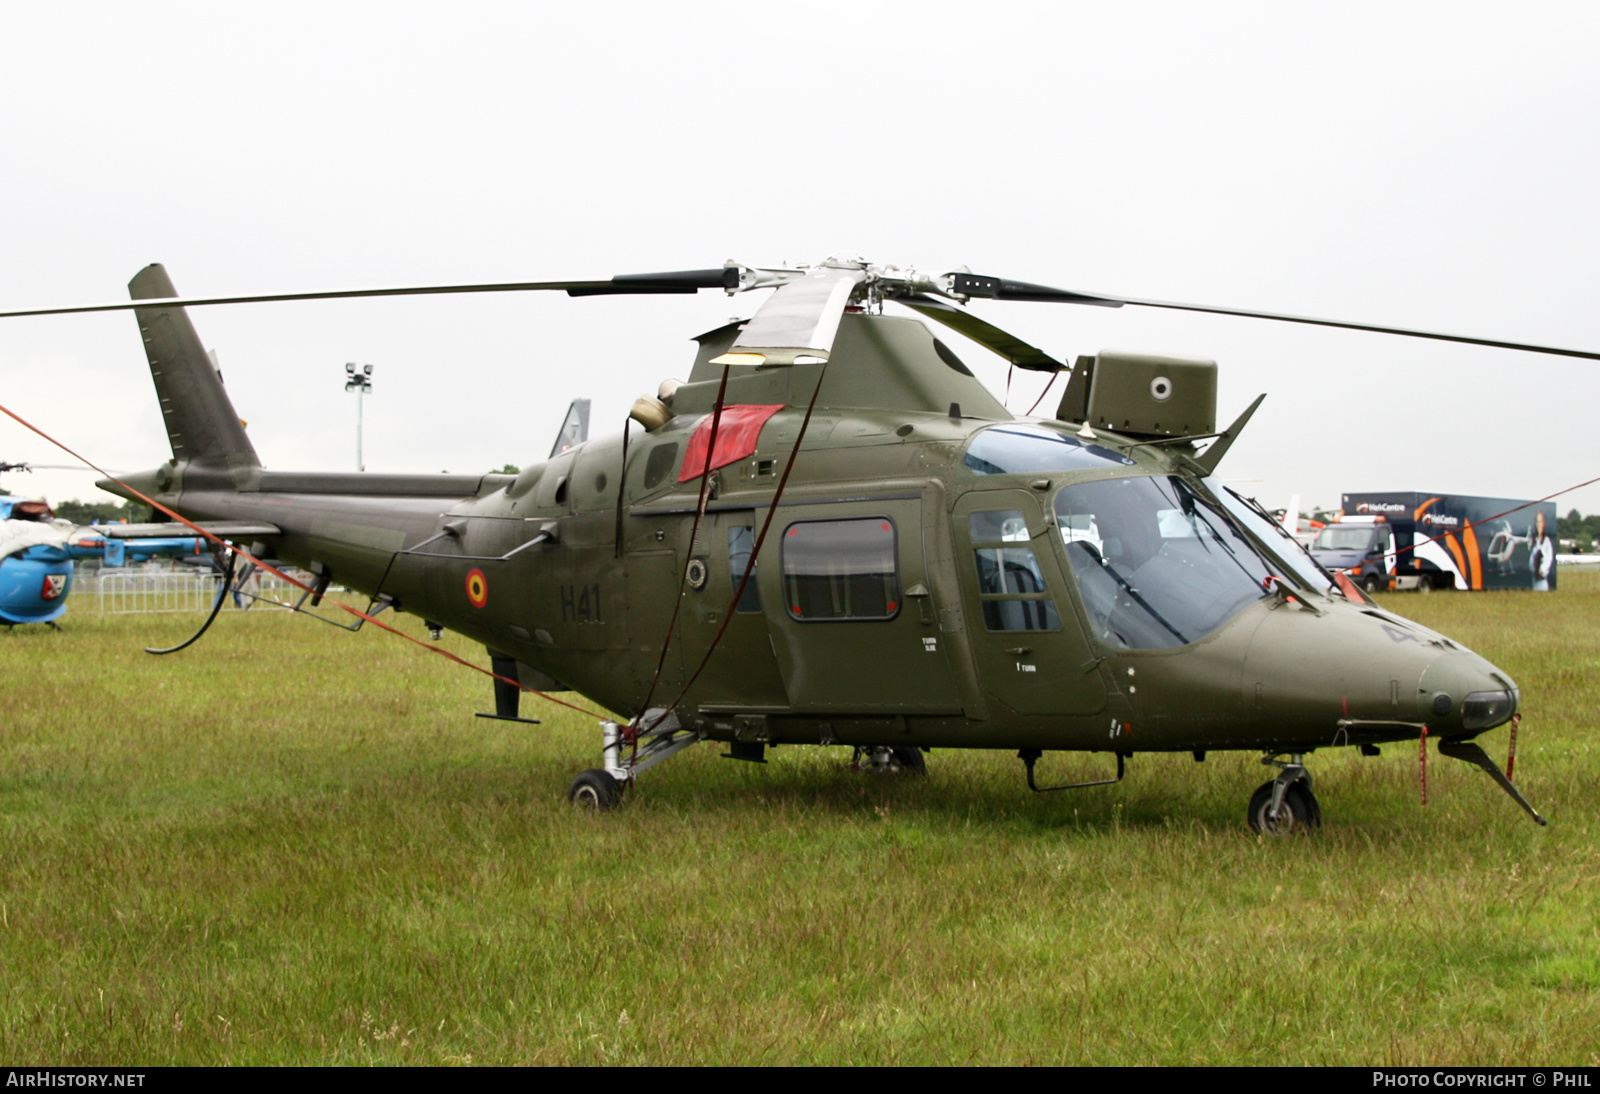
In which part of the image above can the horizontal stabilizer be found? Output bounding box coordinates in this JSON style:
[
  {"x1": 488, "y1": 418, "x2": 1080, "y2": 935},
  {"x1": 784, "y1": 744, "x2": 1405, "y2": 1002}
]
[{"x1": 94, "y1": 521, "x2": 281, "y2": 540}]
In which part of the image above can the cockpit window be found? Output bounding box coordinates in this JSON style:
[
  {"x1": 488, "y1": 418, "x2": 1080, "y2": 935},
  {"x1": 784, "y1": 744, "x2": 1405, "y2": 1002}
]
[
  {"x1": 968, "y1": 510, "x2": 1062, "y2": 632},
  {"x1": 1055, "y1": 476, "x2": 1272, "y2": 649},
  {"x1": 964, "y1": 425, "x2": 1135, "y2": 476}
]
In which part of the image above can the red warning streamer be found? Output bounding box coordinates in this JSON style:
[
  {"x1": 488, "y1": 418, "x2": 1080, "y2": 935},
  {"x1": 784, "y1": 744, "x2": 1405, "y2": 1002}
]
[
  {"x1": 1419, "y1": 725, "x2": 1429, "y2": 806},
  {"x1": 1026, "y1": 370, "x2": 1061, "y2": 416}
]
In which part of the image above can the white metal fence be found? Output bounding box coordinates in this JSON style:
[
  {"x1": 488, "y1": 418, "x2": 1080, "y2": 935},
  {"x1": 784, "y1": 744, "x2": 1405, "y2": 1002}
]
[{"x1": 92, "y1": 567, "x2": 310, "y2": 615}]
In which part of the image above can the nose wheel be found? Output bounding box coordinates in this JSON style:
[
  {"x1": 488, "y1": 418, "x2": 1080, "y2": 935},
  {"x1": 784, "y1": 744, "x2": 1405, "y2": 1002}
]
[
  {"x1": 569, "y1": 769, "x2": 623, "y2": 810},
  {"x1": 1248, "y1": 754, "x2": 1321, "y2": 835}
]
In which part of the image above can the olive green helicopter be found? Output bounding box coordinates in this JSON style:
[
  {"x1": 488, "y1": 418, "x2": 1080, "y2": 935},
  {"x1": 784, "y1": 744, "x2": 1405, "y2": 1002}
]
[{"x1": 6, "y1": 256, "x2": 1594, "y2": 832}]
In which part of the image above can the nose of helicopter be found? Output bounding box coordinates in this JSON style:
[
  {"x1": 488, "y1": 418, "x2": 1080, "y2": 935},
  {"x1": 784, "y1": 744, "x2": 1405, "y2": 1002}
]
[
  {"x1": 1235, "y1": 600, "x2": 1518, "y2": 743},
  {"x1": 1417, "y1": 650, "x2": 1519, "y2": 736}
]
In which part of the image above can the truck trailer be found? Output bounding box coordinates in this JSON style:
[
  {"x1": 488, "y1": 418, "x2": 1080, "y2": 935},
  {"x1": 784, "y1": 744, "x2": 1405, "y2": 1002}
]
[{"x1": 1310, "y1": 491, "x2": 1556, "y2": 592}]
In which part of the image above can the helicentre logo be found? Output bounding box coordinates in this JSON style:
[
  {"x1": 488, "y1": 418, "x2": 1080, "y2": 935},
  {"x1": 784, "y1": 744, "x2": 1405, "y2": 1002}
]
[
  {"x1": 1356, "y1": 502, "x2": 1407, "y2": 513},
  {"x1": 1420, "y1": 513, "x2": 1460, "y2": 527}
]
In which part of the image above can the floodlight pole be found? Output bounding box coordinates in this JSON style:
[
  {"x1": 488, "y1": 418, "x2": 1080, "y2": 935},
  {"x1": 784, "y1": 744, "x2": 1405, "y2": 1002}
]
[{"x1": 344, "y1": 363, "x2": 374, "y2": 472}]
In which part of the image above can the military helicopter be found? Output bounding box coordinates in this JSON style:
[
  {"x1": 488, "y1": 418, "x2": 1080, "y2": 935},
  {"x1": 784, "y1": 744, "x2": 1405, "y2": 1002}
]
[{"x1": 4, "y1": 256, "x2": 1591, "y2": 832}]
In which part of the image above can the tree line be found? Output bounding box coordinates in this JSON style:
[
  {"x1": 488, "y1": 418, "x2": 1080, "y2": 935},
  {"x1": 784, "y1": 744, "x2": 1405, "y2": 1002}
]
[{"x1": 1559, "y1": 510, "x2": 1600, "y2": 551}]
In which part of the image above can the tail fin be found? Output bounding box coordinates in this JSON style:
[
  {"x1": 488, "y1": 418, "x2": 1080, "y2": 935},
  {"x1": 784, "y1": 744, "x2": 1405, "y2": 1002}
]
[
  {"x1": 130, "y1": 264, "x2": 260, "y2": 469},
  {"x1": 548, "y1": 398, "x2": 591, "y2": 457}
]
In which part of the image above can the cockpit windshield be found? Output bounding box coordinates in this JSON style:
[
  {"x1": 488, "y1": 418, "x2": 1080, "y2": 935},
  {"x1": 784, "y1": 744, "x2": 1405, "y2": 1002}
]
[
  {"x1": 1054, "y1": 476, "x2": 1274, "y2": 650},
  {"x1": 1204, "y1": 478, "x2": 1334, "y2": 595}
]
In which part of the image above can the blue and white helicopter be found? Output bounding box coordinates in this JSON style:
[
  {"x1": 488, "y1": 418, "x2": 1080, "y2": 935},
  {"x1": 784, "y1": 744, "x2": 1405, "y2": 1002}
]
[{"x1": 0, "y1": 463, "x2": 211, "y2": 626}]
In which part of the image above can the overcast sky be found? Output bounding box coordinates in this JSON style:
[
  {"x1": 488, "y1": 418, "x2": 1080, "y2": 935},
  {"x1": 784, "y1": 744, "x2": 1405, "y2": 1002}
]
[{"x1": 3, "y1": 2, "x2": 1598, "y2": 520}]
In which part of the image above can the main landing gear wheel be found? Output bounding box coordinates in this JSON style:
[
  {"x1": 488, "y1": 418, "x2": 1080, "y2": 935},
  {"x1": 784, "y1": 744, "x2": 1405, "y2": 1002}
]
[
  {"x1": 890, "y1": 746, "x2": 926, "y2": 774},
  {"x1": 569, "y1": 769, "x2": 623, "y2": 810},
  {"x1": 852, "y1": 745, "x2": 927, "y2": 774},
  {"x1": 1248, "y1": 779, "x2": 1321, "y2": 835}
]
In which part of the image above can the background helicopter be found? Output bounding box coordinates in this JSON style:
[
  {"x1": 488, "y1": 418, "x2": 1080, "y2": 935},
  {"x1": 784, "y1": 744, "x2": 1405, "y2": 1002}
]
[
  {"x1": 2, "y1": 255, "x2": 1588, "y2": 831},
  {"x1": 0, "y1": 460, "x2": 235, "y2": 626}
]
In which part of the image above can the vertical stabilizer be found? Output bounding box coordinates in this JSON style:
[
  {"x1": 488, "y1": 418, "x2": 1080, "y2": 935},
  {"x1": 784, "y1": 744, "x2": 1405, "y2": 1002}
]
[
  {"x1": 129, "y1": 264, "x2": 260, "y2": 469},
  {"x1": 549, "y1": 398, "x2": 591, "y2": 457}
]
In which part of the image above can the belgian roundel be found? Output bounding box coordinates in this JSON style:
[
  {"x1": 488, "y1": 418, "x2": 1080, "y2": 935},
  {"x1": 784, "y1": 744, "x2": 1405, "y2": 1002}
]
[{"x1": 465, "y1": 568, "x2": 489, "y2": 608}]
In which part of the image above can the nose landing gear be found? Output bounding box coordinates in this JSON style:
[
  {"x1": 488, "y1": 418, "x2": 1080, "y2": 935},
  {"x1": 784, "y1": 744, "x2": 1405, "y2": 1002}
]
[
  {"x1": 567, "y1": 713, "x2": 702, "y2": 811},
  {"x1": 1248, "y1": 754, "x2": 1321, "y2": 835}
]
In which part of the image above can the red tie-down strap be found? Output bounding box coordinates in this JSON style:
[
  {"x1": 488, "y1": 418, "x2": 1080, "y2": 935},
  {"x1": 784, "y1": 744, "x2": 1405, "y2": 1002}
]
[
  {"x1": 1419, "y1": 725, "x2": 1429, "y2": 805},
  {"x1": 678, "y1": 404, "x2": 785, "y2": 482}
]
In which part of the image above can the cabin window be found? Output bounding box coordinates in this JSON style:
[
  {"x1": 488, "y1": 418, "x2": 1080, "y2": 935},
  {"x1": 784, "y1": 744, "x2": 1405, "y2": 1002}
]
[
  {"x1": 1055, "y1": 475, "x2": 1272, "y2": 650},
  {"x1": 964, "y1": 425, "x2": 1135, "y2": 476},
  {"x1": 7, "y1": 500, "x2": 52, "y2": 522},
  {"x1": 968, "y1": 510, "x2": 1062, "y2": 632},
  {"x1": 643, "y1": 443, "x2": 679, "y2": 490},
  {"x1": 727, "y1": 526, "x2": 762, "y2": 613},
  {"x1": 781, "y1": 518, "x2": 899, "y2": 621}
]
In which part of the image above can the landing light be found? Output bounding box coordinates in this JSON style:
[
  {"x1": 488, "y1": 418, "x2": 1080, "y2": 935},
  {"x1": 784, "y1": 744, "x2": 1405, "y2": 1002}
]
[{"x1": 1461, "y1": 690, "x2": 1516, "y2": 730}]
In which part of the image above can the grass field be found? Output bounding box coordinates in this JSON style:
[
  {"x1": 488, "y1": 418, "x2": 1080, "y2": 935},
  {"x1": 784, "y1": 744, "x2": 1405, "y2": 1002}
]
[{"x1": 1, "y1": 583, "x2": 1597, "y2": 1065}]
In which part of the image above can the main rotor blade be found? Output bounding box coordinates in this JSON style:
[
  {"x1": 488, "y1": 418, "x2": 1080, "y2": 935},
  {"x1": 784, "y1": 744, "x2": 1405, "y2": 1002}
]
[
  {"x1": 1114, "y1": 295, "x2": 1600, "y2": 362},
  {"x1": 566, "y1": 268, "x2": 739, "y2": 296},
  {"x1": 0, "y1": 268, "x2": 739, "y2": 319},
  {"x1": 947, "y1": 274, "x2": 1124, "y2": 307},
  {"x1": 893, "y1": 294, "x2": 1063, "y2": 371},
  {"x1": 953, "y1": 272, "x2": 1600, "y2": 362},
  {"x1": 714, "y1": 266, "x2": 867, "y2": 365}
]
